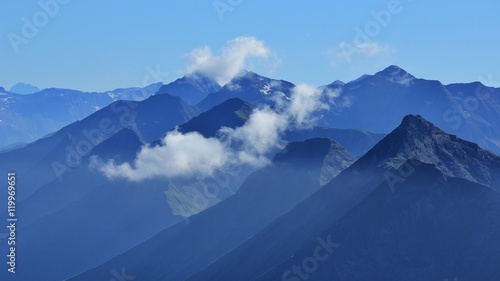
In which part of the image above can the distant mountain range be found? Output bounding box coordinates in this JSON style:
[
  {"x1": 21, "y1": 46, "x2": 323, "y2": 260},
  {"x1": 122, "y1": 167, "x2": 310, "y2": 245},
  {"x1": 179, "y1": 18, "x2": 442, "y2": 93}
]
[
  {"x1": 0, "y1": 83, "x2": 163, "y2": 149},
  {"x1": 180, "y1": 66, "x2": 500, "y2": 154},
  {"x1": 1, "y1": 66, "x2": 499, "y2": 281},
  {"x1": 9, "y1": 82, "x2": 39, "y2": 95},
  {"x1": 319, "y1": 65, "x2": 500, "y2": 154},
  {"x1": 3, "y1": 66, "x2": 498, "y2": 154}
]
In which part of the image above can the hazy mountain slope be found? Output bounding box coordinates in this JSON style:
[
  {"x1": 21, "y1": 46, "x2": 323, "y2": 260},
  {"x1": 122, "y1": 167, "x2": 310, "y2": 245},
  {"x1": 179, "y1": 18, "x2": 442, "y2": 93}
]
[
  {"x1": 0, "y1": 177, "x2": 182, "y2": 281},
  {"x1": 17, "y1": 128, "x2": 146, "y2": 227},
  {"x1": 67, "y1": 138, "x2": 355, "y2": 281},
  {"x1": 0, "y1": 94, "x2": 199, "y2": 201}
]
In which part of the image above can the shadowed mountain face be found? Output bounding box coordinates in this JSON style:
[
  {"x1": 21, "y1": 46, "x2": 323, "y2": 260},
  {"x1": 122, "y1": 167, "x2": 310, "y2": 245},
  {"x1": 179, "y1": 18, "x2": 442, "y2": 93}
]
[
  {"x1": 179, "y1": 98, "x2": 254, "y2": 138},
  {"x1": 180, "y1": 115, "x2": 500, "y2": 281},
  {"x1": 67, "y1": 138, "x2": 356, "y2": 281},
  {"x1": 256, "y1": 162, "x2": 500, "y2": 281},
  {"x1": 358, "y1": 114, "x2": 500, "y2": 189},
  {"x1": 156, "y1": 72, "x2": 221, "y2": 105}
]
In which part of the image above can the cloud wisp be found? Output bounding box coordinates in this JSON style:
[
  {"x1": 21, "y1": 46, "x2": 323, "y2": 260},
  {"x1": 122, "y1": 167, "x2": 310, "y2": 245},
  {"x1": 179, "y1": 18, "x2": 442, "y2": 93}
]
[
  {"x1": 328, "y1": 41, "x2": 393, "y2": 65},
  {"x1": 185, "y1": 36, "x2": 270, "y2": 85},
  {"x1": 95, "y1": 84, "x2": 328, "y2": 182}
]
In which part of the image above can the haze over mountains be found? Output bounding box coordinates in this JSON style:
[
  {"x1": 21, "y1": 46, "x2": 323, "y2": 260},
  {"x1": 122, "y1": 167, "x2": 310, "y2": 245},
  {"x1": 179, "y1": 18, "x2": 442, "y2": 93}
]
[{"x1": 0, "y1": 65, "x2": 499, "y2": 281}]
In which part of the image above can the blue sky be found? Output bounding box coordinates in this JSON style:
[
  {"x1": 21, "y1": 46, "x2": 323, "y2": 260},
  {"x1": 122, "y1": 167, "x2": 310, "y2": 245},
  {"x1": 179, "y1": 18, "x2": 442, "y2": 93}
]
[{"x1": 1, "y1": 0, "x2": 499, "y2": 92}]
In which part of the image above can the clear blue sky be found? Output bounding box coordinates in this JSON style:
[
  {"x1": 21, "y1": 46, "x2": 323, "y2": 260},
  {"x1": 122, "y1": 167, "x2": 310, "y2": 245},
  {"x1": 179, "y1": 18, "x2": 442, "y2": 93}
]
[{"x1": 1, "y1": 0, "x2": 499, "y2": 92}]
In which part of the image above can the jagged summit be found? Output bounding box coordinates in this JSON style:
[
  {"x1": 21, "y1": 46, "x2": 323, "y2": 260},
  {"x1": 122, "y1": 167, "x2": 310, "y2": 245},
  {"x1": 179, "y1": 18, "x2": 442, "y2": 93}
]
[
  {"x1": 399, "y1": 114, "x2": 442, "y2": 135},
  {"x1": 358, "y1": 114, "x2": 500, "y2": 188}
]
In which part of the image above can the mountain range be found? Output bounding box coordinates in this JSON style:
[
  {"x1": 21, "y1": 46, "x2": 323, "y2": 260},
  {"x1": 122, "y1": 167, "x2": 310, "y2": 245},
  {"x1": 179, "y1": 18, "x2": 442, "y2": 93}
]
[
  {"x1": 319, "y1": 65, "x2": 500, "y2": 154},
  {"x1": 0, "y1": 83, "x2": 163, "y2": 150},
  {"x1": 67, "y1": 114, "x2": 500, "y2": 281},
  {"x1": 0, "y1": 66, "x2": 498, "y2": 281}
]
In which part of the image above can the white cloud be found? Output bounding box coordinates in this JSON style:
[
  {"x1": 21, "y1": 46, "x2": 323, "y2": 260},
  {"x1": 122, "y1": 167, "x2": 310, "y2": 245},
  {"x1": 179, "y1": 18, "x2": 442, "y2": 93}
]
[
  {"x1": 288, "y1": 84, "x2": 327, "y2": 125},
  {"x1": 323, "y1": 87, "x2": 342, "y2": 104},
  {"x1": 339, "y1": 96, "x2": 353, "y2": 108},
  {"x1": 98, "y1": 130, "x2": 229, "y2": 181},
  {"x1": 220, "y1": 107, "x2": 287, "y2": 165},
  {"x1": 356, "y1": 42, "x2": 392, "y2": 56},
  {"x1": 96, "y1": 83, "x2": 331, "y2": 182},
  {"x1": 328, "y1": 41, "x2": 393, "y2": 64},
  {"x1": 186, "y1": 36, "x2": 270, "y2": 85}
]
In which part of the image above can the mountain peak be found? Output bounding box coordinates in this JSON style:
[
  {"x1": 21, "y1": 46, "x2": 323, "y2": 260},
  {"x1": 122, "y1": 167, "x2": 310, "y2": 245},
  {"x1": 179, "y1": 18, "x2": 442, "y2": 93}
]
[
  {"x1": 399, "y1": 114, "x2": 436, "y2": 133},
  {"x1": 179, "y1": 98, "x2": 254, "y2": 138},
  {"x1": 186, "y1": 72, "x2": 221, "y2": 85},
  {"x1": 375, "y1": 65, "x2": 415, "y2": 86},
  {"x1": 327, "y1": 80, "x2": 345, "y2": 87},
  {"x1": 198, "y1": 71, "x2": 295, "y2": 110},
  {"x1": 357, "y1": 114, "x2": 500, "y2": 189},
  {"x1": 379, "y1": 65, "x2": 408, "y2": 75},
  {"x1": 231, "y1": 71, "x2": 266, "y2": 83},
  {"x1": 156, "y1": 72, "x2": 221, "y2": 105},
  {"x1": 10, "y1": 82, "x2": 40, "y2": 95}
]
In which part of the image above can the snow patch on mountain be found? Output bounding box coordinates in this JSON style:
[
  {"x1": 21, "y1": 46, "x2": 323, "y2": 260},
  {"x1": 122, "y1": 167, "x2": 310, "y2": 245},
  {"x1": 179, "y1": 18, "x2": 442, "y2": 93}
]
[
  {"x1": 107, "y1": 92, "x2": 118, "y2": 100},
  {"x1": 260, "y1": 84, "x2": 271, "y2": 95}
]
